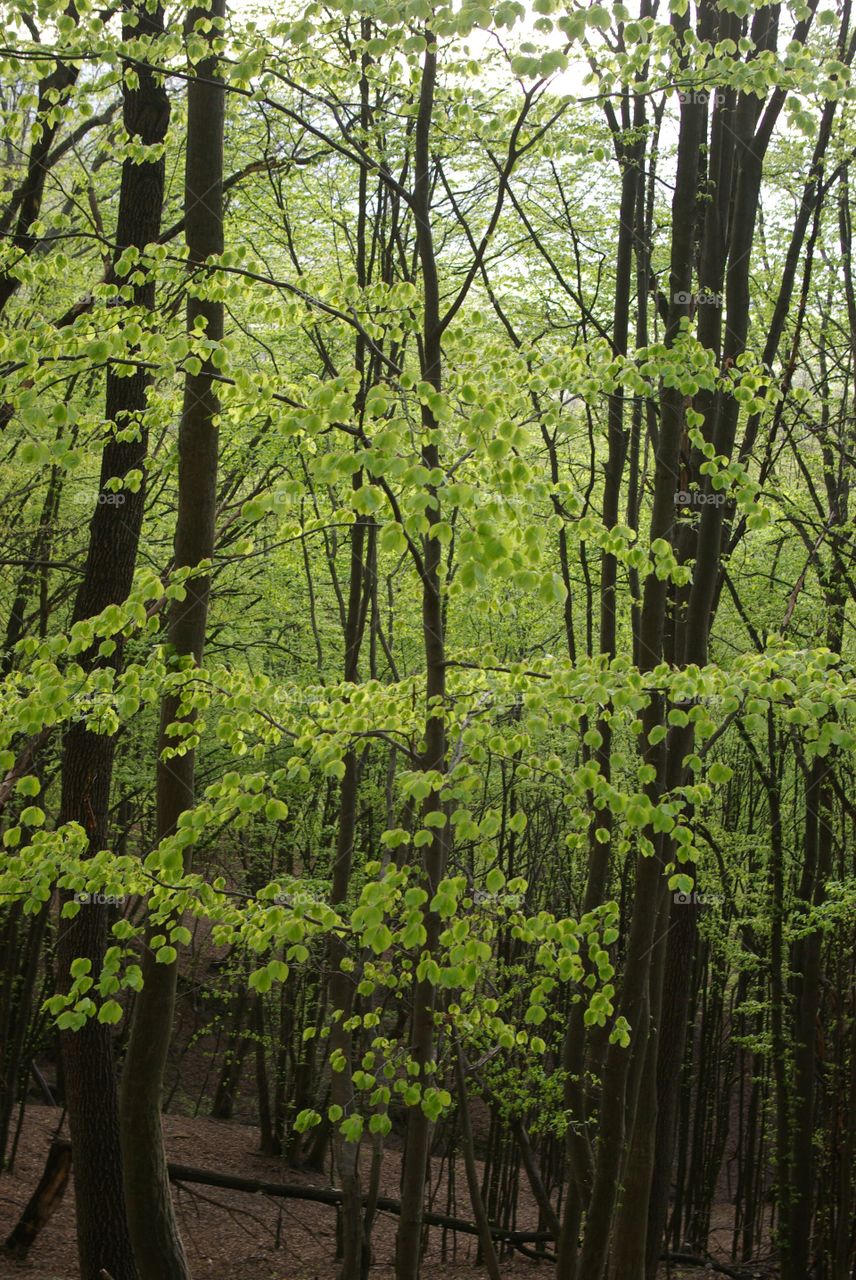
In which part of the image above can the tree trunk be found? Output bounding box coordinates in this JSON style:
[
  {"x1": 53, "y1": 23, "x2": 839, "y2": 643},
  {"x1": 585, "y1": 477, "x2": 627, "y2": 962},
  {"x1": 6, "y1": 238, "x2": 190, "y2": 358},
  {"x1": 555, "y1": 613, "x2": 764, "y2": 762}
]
[
  {"x1": 569, "y1": 62, "x2": 708, "y2": 1280},
  {"x1": 454, "y1": 1046, "x2": 502, "y2": 1280},
  {"x1": 119, "y1": 8, "x2": 224, "y2": 1278},
  {"x1": 4, "y1": 1138, "x2": 72, "y2": 1259},
  {"x1": 395, "y1": 33, "x2": 450, "y2": 1280},
  {"x1": 55, "y1": 7, "x2": 169, "y2": 1277}
]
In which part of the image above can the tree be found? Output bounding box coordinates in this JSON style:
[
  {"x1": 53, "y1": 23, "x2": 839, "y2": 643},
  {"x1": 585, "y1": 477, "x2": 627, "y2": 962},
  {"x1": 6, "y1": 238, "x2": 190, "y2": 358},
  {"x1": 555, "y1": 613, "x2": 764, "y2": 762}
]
[
  {"x1": 54, "y1": 4, "x2": 169, "y2": 1276},
  {"x1": 119, "y1": 4, "x2": 226, "y2": 1276}
]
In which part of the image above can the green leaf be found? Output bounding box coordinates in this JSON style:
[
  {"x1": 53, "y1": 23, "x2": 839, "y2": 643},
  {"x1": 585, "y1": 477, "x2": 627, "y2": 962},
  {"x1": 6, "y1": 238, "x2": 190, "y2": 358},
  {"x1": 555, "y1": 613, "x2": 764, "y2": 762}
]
[
  {"x1": 98, "y1": 1000, "x2": 123, "y2": 1024},
  {"x1": 340, "y1": 1115, "x2": 364, "y2": 1143},
  {"x1": 249, "y1": 967, "x2": 272, "y2": 993},
  {"x1": 709, "y1": 762, "x2": 733, "y2": 784},
  {"x1": 486, "y1": 867, "x2": 505, "y2": 893}
]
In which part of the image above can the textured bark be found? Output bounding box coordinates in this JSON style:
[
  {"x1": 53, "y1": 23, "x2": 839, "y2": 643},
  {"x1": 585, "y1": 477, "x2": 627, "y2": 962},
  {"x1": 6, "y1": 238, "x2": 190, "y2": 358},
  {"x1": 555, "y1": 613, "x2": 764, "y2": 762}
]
[
  {"x1": 55, "y1": 7, "x2": 169, "y2": 1277},
  {"x1": 119, "y1": 8, "x2": 224, "y2": 1278}
]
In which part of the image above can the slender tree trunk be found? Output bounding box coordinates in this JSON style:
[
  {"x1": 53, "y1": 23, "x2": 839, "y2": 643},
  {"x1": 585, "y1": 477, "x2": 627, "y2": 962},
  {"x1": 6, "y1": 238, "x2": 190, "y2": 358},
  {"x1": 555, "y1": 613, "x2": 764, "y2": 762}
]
[
  {"x1": 557, "y1": 102, "x2": 644, "y2": 1272},
  {"x1": 788, "y1": 263, "x2": 849, "y2": 1277},
  {"x1": 327, "y1": 30, "x2": 378, "y2": 1268},
  {"x1": 454, "y1": 1047, "x2": 502, "y2": 1280},
  {"x1": 329, "y1": 738, "x2": 370, "y2": 1280},
  {"x1": 395, "y1": 33, "x2": 450, "y2": 1280},
  {"x1": 119, "y1": 8, "x2": 224, "y2": 1277},
  {"x1": 0, "y1": 28, "x2": 79, "y2": 314},
  {"x1": 766, "y1": 725, "x2": 792, "y2": 1274},
  {"x1": 788, "y1": 759, "x2": 833, "y2": 1278}
]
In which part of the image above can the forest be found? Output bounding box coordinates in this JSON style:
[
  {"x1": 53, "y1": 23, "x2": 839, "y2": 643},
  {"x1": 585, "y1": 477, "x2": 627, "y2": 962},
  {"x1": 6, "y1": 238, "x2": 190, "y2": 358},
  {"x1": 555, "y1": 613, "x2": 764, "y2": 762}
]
[{"x1": 0, "y1": 0, "x2": 854, "y2": 1277}]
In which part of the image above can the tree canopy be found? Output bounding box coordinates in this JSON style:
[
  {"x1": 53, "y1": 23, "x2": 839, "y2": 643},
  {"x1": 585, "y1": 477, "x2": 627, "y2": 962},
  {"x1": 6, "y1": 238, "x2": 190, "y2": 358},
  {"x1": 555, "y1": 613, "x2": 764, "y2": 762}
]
[{"x1": 0, "y1": 0, "x2": 854, "y2": 1277}]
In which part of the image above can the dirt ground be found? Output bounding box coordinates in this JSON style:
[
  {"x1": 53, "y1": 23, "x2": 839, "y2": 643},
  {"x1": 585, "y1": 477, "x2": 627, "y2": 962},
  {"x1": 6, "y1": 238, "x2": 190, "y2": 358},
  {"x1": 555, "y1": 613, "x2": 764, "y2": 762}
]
[
  {"x1": 0, "y1": 1104, "x2": 755, "y2": 1280},
  {"x1": 0, "y1": 1105, "x2": 552, "y2": 1280}
]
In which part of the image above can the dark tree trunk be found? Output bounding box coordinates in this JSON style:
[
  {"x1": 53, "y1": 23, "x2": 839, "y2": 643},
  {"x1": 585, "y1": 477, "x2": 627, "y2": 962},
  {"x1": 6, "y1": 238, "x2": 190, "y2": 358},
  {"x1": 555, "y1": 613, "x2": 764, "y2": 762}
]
[
  {"x1": 55, "y1": 8, "x2": 169, "y2": 1278},
  {"x1": 4, "y1": 1138, "x2": 72, "y2": 1259},
  {"x1": 569, "y1": 60, "x2": 709, "y2": 1280},
  {"x1": 395, "y1": 33, "x2": 450, "y2": 1280},
  {"x1": 119, "y1": 7, "x2": 224, "y2": 1278},
  {"x1": 558, "y1": 95, "x2": 646, "y2": 1272},
  {"x1": 646, "y1": 11, "x2": 821, "y2": 1271}
]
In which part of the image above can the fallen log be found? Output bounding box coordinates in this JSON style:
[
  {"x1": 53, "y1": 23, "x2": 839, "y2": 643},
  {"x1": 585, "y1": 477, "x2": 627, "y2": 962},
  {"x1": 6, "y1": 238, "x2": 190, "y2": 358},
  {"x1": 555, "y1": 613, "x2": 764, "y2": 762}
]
[
  {"x1": 164, "y1": 1166, "x2": 761, "y2": 1276},
  {"x1": 40, "y1": 1142, "x2": 759, "y2": 1276},
  {"x1": 165, "y1": 1158, "x2": 551, "y2": 1250},
  {"x1": 662, "y1": 1252, "x2": 763, "y2": 1279}
]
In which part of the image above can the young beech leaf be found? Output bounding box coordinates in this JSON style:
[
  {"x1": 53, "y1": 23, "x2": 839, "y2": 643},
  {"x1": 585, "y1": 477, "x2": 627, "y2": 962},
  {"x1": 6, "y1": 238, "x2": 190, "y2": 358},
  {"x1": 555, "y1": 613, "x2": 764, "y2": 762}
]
[
  {"x1": 486, "y1": 867, "x2": 505, "y2": 893},
  {"x1": 98, "y1": 1000, "x2": 123, "y2": 1024}
]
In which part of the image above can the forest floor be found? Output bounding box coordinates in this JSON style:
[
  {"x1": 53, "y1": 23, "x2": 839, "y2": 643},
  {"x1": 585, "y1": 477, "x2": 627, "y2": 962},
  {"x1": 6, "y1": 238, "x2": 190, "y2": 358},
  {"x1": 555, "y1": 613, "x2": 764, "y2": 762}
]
[{"x1": 0, "y1": 1105, "x2": 722, "y2": 1280}]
